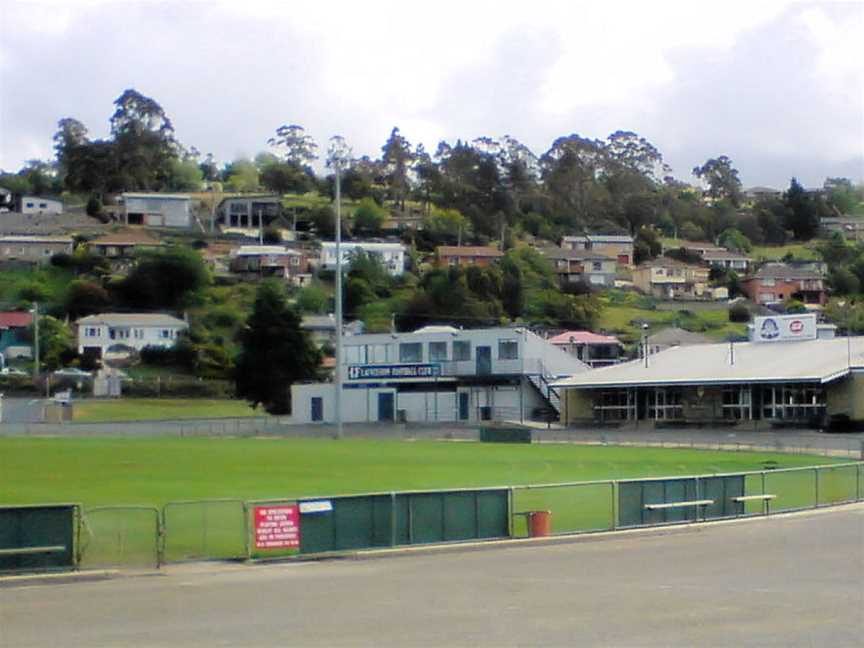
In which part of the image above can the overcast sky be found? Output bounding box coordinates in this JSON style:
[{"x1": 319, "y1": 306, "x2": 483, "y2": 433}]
[{"x1": 1, "y1": 0, "x2": 862, "y2": 188}]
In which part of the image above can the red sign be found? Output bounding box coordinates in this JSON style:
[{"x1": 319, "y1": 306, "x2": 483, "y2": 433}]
[
  {"x1": 254, "y1": 505, "x2": 300, "y2": 550},
  {"x1": 789, "y1": 320, "x2": 804, "y2": 333}
]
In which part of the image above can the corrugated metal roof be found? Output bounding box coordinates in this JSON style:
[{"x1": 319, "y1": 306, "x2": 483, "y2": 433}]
[
  {"x1": 552, "y1": 336, "x2": 864, "y2": 389},
  {"x1": 75, "y1": 313, "x2": 188, "y2": 327},
  {"x1": 436, "y1": 246, "x2": 503, "y2": 257}
]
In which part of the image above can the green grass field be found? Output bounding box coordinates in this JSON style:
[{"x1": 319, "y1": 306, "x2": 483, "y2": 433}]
[
  {"x1": 71, "y1": 399, "x2": 261, "y2": 422},
  {"x1": 2, "y1": 437, "x2": 855, "y2": 565}
]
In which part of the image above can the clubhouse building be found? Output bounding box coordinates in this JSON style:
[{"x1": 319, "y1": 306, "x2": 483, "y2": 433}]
[
  {"x1": 553, "y1": 314, "x2": 864, "y2": 429},
  {"x1": 292, "y1": 326, "x2": 588, "y2": 424}
]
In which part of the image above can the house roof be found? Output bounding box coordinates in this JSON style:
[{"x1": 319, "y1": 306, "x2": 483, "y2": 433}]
[
  {"x1": 548, "y1": 331, "x2": 622, "y2": 346},
  {"x1": 90, "y1": 229, "x2": 163, "y2": 247},
  {"x1": 0, "y1": 235, "x2": 73, "y2": 244},
  {"x1": 0, "y1": 311, "x2": 33, "y2": 329},
  {"x1": 647, "y1": 327, "x2": 714, "y2": 347},
  {"x1": 563, "y1": 234, "x2": 634, "y2": 244},
  {"x1": 552, "y1": 336, "x2": 864, "y2": 389},
  {"x1": 636, "y1": 257, "x2": 703, "y2": 270},
  {"x1": 234, "y1": 245, "x2": 301, "y2": 257},
  {"x1": 537, "y1": 247, "x2": 615, "y2": 262},
  {"x1": 746, "y1": 263, "x2": 822, "y2": 281},
  {"x1": 75, "y1": 313, "x2": 188, "y2": 327},
  {"x1": 436, "y1": 246, "x2": 504, "y2": 257},
  {"x1": 122, "y1": 193, "x2": 191, "y2": 201},
  {"x1": 702, "y1": 249, "x2": 751, "y2": 261}
]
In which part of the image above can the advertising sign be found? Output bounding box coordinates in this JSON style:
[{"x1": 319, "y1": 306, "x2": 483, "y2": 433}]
[
  {"x1": 253, "y1": 505, "x2": 300, "y2": 550},
  {"x1": 299, "y1": 500, "x2": 333, "y2": 514},
  {"x1": 752, "y1": 314, "x2": 817, "y2": 343},
  {"x1": 347, "y1": 363, "x2": 441, "y2": 380}
]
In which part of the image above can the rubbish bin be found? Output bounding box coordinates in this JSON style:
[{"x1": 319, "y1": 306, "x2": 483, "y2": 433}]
[{"x1": 528, "y1": 510, "x2": 552, "y2": 537}]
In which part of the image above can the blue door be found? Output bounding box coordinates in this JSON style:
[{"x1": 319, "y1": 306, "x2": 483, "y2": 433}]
[
  {"x1": 476, "y1": 346, "x2": 492, "y2": 376},
  {"x1": 458, "y1": 392, "x2": 470, "y2": 420},
  {"x1": 378, "y1": 393, "x2": 395, "y2": 422},
  {"x1": 311, "y1": 397, "x2": 323, "y2": 422}
]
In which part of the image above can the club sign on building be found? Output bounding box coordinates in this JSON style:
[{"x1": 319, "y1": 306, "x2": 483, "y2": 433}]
[
  {"x1": 752, "y1": 314, "x2": 817, "y2": 343},
  {"x1": 347, "y1": 363, "x2": 441, "y2": 380}
]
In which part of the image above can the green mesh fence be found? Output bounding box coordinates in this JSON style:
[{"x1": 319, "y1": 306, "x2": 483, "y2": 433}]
[
  {"x1": 80, "y1": 507, "x2": 160, "y2": 568},
  {"x1": 512, "y1": 482, "x2": 614, "y2": 536},
  {"x1": 163, "y1": 500, "x2": 246, "y2": 562}
]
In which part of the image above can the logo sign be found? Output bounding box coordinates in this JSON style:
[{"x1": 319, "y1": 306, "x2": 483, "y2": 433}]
[
  {"x1": 347, "y1": 363, "x2": 441, "y2": 380},
  {"x1": 253, "y1": 505, "x2": 300, "y2": 550},
  {"x1": 753, "y1": 314, "x2": 817, "y2": 343},
  {"x1": 299, "y1": 500, "x2": 333, "y2": 514}
]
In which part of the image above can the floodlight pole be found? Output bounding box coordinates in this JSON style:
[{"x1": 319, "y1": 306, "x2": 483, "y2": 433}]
[
  {"x1": 334, "y1": 158, "x2": 344, "y2": 440},
  {"x1": 32, "y1": 302, "x2": 40, "y2": 380}
]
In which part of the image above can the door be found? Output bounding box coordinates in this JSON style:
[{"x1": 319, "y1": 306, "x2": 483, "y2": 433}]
[
  {"x1": 458, "y1": 392, "x2": 469, "y2": 421},
  {"x1": 310, "y1": 397, "x2": 323, "y2": 422},
  {"x1": 378, "y1": 393, "x2": 394, "y2": 422},
  {"x1": 476, "y1": 346, "x2": 492, "y2": 376}
]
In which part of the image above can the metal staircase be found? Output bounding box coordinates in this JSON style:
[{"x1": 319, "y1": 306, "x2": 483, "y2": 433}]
[{"x1": 526, "y1": 361, "x2": 561, "y2": 420}]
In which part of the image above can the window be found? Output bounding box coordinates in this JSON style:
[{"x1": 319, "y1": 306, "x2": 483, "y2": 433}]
[
  {"x1": 453, "y1": 340, "x2": 471, "y2": 361},
  {"x1": 160, "y1": 329, "x2": 172, "y2": 339},
  {"x1": 25, "y1": 202, "x2": 34, "y2": 208},
  {"x1": 39, "y1": 203, "x2": 47, "y2": 209},
  {"x1": 498, "y1": 340, "x2": 518, "y2": 360},
  {"x1": 429, "y1": 341, "x2": 447, "y2": 362},
  {"x1": 367, "y1": 344, "x2": 388, "y2": 364},
  {"x1": 399, "y1": 342, "x2": 422, "y2": 363},
  {"x1": 592, "y1": 261, "x2": 602, "y2": 271},
  {"x1": 134, "y1": 329, "x2": 144, "y2": 339},
  {"x1": 344, "y1": 345, "x2": 364, "y2": 364},
  {"x1": 85, "y1": 327, "x2": 99, "y2": 337}
]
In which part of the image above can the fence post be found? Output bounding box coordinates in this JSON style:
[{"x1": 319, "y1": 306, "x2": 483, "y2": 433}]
[
  {"x1": 611, "y1": 481, "x2": 617, "y2": 530},
  {"x1": 156, "y1": 507, "x2": 165, "y2": 568},
  {"x1": 506, "y1": 488, "x2": 514, "y2": 539},
  {"x1": 242, "y1": 502, "x2": 251, "y2": 559},
  {"x1": 814, "y1": 467, "x2": 820, "y2": 508},
  {"x1": 390, "y1": 492, "x2": 397, "y2": 547},
  {"x1": 761, "y1": 471, "x2": 768, "y2": 516}
]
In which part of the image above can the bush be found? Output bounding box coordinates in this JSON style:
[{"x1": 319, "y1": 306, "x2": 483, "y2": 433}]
[
  {"x1": 729, "y1": 302, "x2": 750, "y2": 322},
  {"x1": 123, "y1": 378, "x2": 234, "y2": 398},
  {"x1": 86, "y1": 195, "x2": 103, "y2": 217}
]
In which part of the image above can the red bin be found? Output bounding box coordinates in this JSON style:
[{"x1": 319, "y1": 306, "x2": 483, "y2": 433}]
[{"x1": 528, "y1": 510, "x2": 552, "y2": 537}]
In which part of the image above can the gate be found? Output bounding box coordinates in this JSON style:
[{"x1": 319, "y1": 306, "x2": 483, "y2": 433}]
[{"x1": 80, "y1": 506, "x2": 161, "y2": 568}]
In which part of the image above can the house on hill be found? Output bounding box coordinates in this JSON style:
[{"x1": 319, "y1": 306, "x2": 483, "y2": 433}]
[
  {"x1": 632, "y1": 258, "x2": 712, "y2": 300},
  {"x1": 740, "y1": 263, "x2": 826, "y2": 308},
  {"x1": 0, "y1": 311, "x2": 33, "y2": 361},
  {"x1": 547, "y1": 331, "x2": 624, "y2": 368},
  {"x1": 88, "y1": 229, "x2": 163, "y2": 272},
  {"x1": 230, "y1": 245, "x2": 312, "y2": 285},
  {"x1": 121, "y1": 193, "x2": 194, "y2": 228},
  {"x1": 320, "y1": 242, "x2": 406, "y2": 276},
  {"x1": 75, "y1": 313, "x2": 189, "y2": 360},
  {"x1": 537, "y1": 247, "x2": 617, "y2": 287},
  {"x1": 436, "y1": 246, "x2": 503, "y2": 268},
  {"x1": 0, "y1": 235, "x2": 74, "y2": 266},
  {"x1": 561, "y1": 234, "x2": 634, "y2": 266}
]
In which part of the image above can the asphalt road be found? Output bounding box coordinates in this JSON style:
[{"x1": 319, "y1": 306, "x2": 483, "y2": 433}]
[{"x1": 3, "y1": 506, "x2": 863, "y2": 647}]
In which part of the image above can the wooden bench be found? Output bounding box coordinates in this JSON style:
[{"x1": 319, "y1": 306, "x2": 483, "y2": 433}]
[
  {"x1": 731, "y1": 495, "x2": 777, "y2": 503},
  {"x1": 644, "y1": 499, "x2": 714, "y2": 511},
  {"x1": 0, "y1": 545, "x2": 66, "y2": 556}
]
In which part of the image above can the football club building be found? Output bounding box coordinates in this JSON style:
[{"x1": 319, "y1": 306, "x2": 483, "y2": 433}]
[
  {"x1": 292, "y1": 326, "x2": 589, "y2": 424},
  {"x1": 554, "y1": 314, "x2": 864, "y2": 429}
]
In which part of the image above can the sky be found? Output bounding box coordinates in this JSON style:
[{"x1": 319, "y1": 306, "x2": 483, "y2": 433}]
[{"x1": 0, "y1": 0, "x2": 862, "y2": 189}]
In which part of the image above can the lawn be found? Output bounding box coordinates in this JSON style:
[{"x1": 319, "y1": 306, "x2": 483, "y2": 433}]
[
  {"x1": 71, "y1": 399, "x2": 261, "y2": 422},
  {"x1": 1, "y1": 437, "x2": 852, "y2": 565},
  {"x1": 0, "y1": 437, "x2": 843, "y2": 508}
]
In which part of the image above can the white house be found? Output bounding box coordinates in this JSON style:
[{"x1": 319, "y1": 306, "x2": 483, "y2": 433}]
[
  {"x1": 18, "y1": 196, "x2": 64, "y2": 215},
  {"x1": 319, "y1": 242, "x2": 406, "y2": 276},
  {"x1": 76, "y1": 313, "x2": 189, "y2": 358},
  {"x1": 121, "y1": 193, "x2": 193, "y2": 228},
  {"x1": 291, "y1": 326, "x2": 589, "y2": 425}
]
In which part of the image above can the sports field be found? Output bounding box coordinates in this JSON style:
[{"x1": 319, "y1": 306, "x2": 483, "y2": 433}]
[
  {"x1": 2, "y1": 437, "x2": 855, "y2": 565},
  {"x1": 0, "y1": 436, "x2": 845, "y2": 507}
]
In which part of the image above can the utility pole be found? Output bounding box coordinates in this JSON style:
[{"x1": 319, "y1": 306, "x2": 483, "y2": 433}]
[
  {"x1": 32, "y1": 302, "x2": 40, "y2": 380},
  {"x1": 328, "y1": 136, "x2": 352, "y2": 441}
]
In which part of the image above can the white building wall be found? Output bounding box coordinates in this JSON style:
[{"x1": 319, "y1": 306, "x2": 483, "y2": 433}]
[
  {"x1": 319, "y1": 242, "x2": 405, "y2": 276},
  {"x1": 124, "y1": 196, "x2": 192, "y2": 228},
  {"x1": 20, "y1": 197, "x2": 63, "y2": 215},
  {"x1": 77, "y1": 323, "x2": 188, "y2": 354}
]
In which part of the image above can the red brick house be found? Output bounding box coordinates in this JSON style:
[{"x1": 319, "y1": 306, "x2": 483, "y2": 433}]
[{"x1": 740, "y1": 263, "x2": 827, "y2": 307}]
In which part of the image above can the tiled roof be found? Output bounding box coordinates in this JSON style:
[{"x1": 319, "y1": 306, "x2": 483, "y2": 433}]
[
  {"x1": 0, "y1": 311, "x2": 33, "y2": 328},
  {"x1": 548, "y1": 331, "x2": 621, "y2": 346},
  {"x1": 436, "y1": 246, "x2": 504, "y2": 257},
  {"x1": 75, "y1": 313, "x2": 188, "y2": 327}
]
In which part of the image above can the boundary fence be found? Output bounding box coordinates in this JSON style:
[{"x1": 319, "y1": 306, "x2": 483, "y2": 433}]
[{"x1": 4, "y1": 461, "x2": 863, "y2": 574}]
